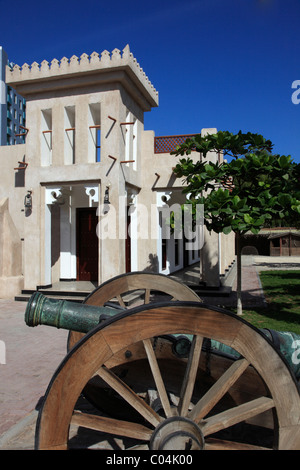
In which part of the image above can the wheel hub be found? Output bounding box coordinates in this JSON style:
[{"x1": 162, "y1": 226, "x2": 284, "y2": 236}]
[{"x1": 150, "y1": 417, "x2": 205, "y2": 450}]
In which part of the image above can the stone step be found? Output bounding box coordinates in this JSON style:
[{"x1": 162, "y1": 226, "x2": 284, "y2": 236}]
[
  {"x1": 190, "y1": 285, "x2": 232, "y2": 297},
  {"x1": 15, "y1": 292, "x2": 87, "y2": 303},
  {"x1": 15, "y1": 289, "x2": 144, "y2": 306}
]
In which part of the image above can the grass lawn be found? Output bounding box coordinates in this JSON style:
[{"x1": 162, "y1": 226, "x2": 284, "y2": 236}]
[{"x1": 241, "y1": 270, "x2": 300, "y2": 335}]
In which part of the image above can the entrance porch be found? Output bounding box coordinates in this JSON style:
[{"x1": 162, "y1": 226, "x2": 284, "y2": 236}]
[{"x1": 44, "y1": 183, "x2": 100, "y2": 287}]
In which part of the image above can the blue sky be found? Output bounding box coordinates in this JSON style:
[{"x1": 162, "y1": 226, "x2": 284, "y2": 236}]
[{"x1": 2, "y1": 0, "x2": 300, "y2": 162}]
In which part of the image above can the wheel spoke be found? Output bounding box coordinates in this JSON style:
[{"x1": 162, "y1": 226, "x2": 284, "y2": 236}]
[
  {"x1": 97, "y1": 365, "x2": 162, "y2": 427},
  {"x1": 178, "y1": 335, "x2": 203, "y2": 416},
  {"x1": 144, "y1": 289, "x2": 151, "y2": 304},
  {"x1": 201, "y1": 396, "x2": 274, "y2": 437},
  {"x1": 205, "y1": 437, "x2": 271, "y2": 450},
  {"x1": 143, "y1": 338, "x2": 172, "y2": 417},
  {"x1": 116, "y1": 294, "x2": 126, "y2": 309},
  {"x1": 71, "y1": 411, "x2": 152, "y2": 441},
  {"x1": 189, "y1": 357, "x2": 250, "y2": 422}
]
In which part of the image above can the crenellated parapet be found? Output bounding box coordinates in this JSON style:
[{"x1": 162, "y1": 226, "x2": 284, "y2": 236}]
[{"x1": 6, "y1": 45, "x2": 158, "y2": 109}]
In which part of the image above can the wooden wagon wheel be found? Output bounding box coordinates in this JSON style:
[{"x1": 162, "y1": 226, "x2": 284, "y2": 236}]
[
  {"x1": 67, "y1": 272, "x2": 202, "y2": 416},
  {"x1": 85, "y1": 271, "x2": 202, "y2": 303},
  {"x1": 68, "y1": 271, "x2": 201, "y2": 346},
  {"x1": 36, "y1": 302, "x2": 300, "y2": 450}
]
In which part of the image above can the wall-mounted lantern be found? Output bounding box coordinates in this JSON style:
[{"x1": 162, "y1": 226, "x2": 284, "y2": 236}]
[
  {"x1": 103, "y1": 186, "x2": 110, "y2": 205},
  {"x1": 103, "y1": 186, "x2": 110, "y2": 214},
  {"x1": 24, "y1": 190, "x2": 32, "y2": 209}
]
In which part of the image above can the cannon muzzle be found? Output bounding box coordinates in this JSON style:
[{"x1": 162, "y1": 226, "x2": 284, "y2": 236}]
[{"x1": 25, "y1": 291, "x2": 118, "y2": 333}]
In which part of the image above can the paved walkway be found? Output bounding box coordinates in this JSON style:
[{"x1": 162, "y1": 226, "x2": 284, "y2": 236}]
[
  {"x1": 0, "y1": 256, "x2": 299, "y2": 449},
  {"x1": 195, "y1": 255, "x2": 300, "y2": 309},
  {"x1": 0, "y1": 300, "x2": 68, "y2": 448},
  {"x1": 210, "y1": 255, "x2": 267, "y2": 309},
  {"x1": 171, "y1": 255, "x2": 274, "y2": 309}
]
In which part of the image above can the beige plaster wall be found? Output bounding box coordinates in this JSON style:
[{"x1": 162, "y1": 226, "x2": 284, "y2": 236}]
[
  {"x1": 0, "y1": 198, "x2": 24, "y2": 298},
  {"x1": 0, "y1": 144, "x2": 27, "y2": 237}
]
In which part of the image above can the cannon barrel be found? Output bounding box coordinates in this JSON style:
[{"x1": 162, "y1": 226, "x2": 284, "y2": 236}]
[
  {"x1": 25, "y1": 292, "x2": 300, "y2": 380},
  {"x1": 25, "y1": 291, "x2": 118, "y2": 333}
]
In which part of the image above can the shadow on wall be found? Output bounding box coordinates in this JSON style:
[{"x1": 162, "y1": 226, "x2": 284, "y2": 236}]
[
  {"x1": 14, "y1": 155, "x2": 26, "y2": 188},
  {"x1": 143, "y1": 254, "x2": 159, "y2": 273},
  {"x1": 141, "y1": 243, "x2": 220, "y2": 287}
]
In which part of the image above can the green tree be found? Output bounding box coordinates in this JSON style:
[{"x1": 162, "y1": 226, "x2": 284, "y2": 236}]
[{"x1": 171, "y1": 131, "x2": 300, "y2": 315}]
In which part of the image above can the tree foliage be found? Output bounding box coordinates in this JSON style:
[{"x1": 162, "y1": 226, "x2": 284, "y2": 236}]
[
  {"x1": 171, "y1": 130, "x2": 300, "y2": 315},
  {"x1": 171, "y1": 131, "x2": 300, "y2": 235}
]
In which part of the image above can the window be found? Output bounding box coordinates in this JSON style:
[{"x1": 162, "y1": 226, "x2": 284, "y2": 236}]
[
  {"x1": 88, "y1": 103, "x2": 101, "y2": 163},
  {"x1": 64, "y1": 106, "x2": 75, "y2": 164},
  {"x1": 41, "y1": 109, "x2": 52, "y2": 166},
  {"x1": 124, "y1": 110, "x2": 131, "y2": 163},
  {"x1": 132, "y1": 118, "x2": 137, "y2": 170},
  {"x1": 124, "y1": 111, "x2": 137, "y2": 169},
  {"x1": 96, "y1": 127, "x2": 101, "y2": 162}
]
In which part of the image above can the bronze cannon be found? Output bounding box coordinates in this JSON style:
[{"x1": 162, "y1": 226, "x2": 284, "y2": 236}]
[{"x1": 24, "y1": 272, "x2": 300, "y2": 450}]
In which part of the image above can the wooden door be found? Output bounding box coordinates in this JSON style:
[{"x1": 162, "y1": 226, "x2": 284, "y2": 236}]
[
  {"x1": 281, "y1": 235, "x2": 290, "y2": 256},
  {"x1": 76, "y1": 208, "x2": 98, "y2": 282}
]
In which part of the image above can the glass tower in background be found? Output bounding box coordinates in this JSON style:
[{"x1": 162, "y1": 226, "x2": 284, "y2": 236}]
[{"x1": 0, "y1": 46, "x2": 26, "y2": 146}]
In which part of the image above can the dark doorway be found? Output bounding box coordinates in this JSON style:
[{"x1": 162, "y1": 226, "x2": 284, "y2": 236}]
[
  {"x1": 76, "y1": 208, "x2": 98, "y2": 282},
  {"x1": 126, "y1": 207, "x2": 131, "y2": 272}
]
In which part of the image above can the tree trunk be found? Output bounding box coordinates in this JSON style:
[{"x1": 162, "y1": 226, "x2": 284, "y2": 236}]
[{"x1": 236, "y1": 232, "x2": 243, "y2": 315}]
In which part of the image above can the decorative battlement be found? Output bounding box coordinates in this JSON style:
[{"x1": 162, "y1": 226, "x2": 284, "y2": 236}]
[{"x1": 6, "y1": 45, "x2": 158, "y2": 108}]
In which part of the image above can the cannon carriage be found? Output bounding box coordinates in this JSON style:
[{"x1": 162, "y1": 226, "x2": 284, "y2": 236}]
[{"x1": 25, "y1": 272, "x2": 300, "y2": 450}]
